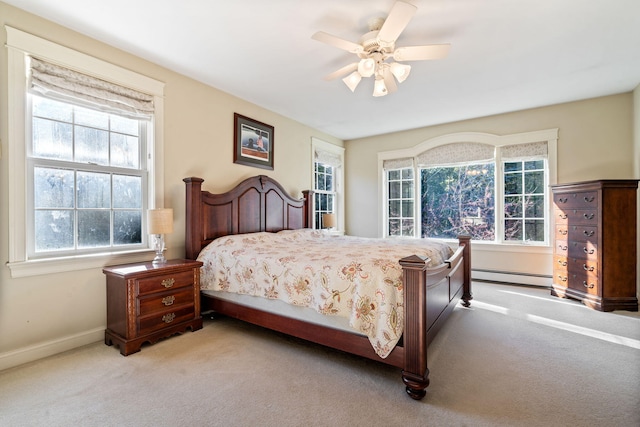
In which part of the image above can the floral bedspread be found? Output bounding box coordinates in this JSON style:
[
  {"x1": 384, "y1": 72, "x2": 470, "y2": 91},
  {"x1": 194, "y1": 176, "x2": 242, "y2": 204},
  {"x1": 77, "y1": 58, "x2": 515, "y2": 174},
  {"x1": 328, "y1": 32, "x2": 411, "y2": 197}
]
[{"x1": 197, "y1": 229, "x2": 453, "y2": 358}]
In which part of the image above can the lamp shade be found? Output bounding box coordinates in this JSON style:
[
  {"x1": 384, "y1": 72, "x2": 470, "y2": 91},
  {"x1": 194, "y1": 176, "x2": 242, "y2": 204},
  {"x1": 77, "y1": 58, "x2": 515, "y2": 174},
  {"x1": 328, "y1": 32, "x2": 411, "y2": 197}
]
[
  {"x1": 322, "y1": 213, "x2": 336, "y2": 229},
  {"x1": 148, "y1": 208, "x2": 174, "y2": 234},
  {"x1": 342, "y1": 71, "x2": 362, "y2": 92},
  {"x1": 372, "y1": 77, "x2": 388, "y2": 97}
]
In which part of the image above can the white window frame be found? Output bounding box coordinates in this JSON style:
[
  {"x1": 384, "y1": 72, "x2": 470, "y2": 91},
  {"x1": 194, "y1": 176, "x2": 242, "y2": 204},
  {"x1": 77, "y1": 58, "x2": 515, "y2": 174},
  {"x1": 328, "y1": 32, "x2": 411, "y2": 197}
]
[
  {"x1": 378, "y1": 130, "x2": 558, "y2": 247},
  {"x1": 311, "y1": 137, "x2": 344, "y2": 231},
  {"x1": 6, "y1": 26, "x2": 165, "y2": 278}
]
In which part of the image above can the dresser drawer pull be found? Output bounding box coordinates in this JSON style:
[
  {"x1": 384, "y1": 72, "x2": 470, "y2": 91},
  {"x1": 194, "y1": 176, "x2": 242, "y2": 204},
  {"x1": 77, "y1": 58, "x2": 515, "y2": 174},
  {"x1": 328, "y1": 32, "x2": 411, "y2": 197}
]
[
  {"x1": 559, "y1": 229, "x2": 567, "y2": 235},
  {"x1": 583, "y1": 281, "x2": 595, "y2": 289},
  {"x1": 161, "y1": 278, "x2": 175, "y2": 288},
  {"x1": 162, "y1": 313, "x2": 176, "y2": 323},
  {"x1": 558, "y1": 244, "x2": 568, "y2": 251},
  {"x1": 557, "y1": 259, "x2": 567, "y2": 266},
  {"x1": 583, "y1": 196, "x2": 595, "y2": 203},
  {"x1": 583, "y1": 230, "x2": 595, "y2": 237},
  {"x1": 583, "y1": 247, "x2": 595, "y2": 255},
  {"x1": 558, "y1": 213, "x2": 568, "y2": 219},
  {"x1": 162, "y1": 295, "x2": 175, "y2": 306},
  {"x1": 583, "y1": 213, "x2": 595, "y2": 220},
  {"x1": 583, "y1": 264, "x2": 594, "y2": 272},
  {"x1": 557, "y1": 275, "x2": 568, "y2": 282},
  {"x1": 558, "y1": 197, "x2": 568, "y2": 203}
]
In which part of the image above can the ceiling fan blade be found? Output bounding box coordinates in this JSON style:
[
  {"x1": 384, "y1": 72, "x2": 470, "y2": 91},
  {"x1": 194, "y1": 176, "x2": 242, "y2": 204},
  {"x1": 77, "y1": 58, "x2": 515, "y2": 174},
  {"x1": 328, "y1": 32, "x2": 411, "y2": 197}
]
[
  {"x1": 312, "y1": 31, "x2": 363, "y2": 54},
  {"x1": 377, "y1": 1, "x2": 417, "y2": 46},
  {"x1": 383, "y1": 68, "x2": 398, "y2": 93},
  {"x1": 393, "y1": 44, "x2": 451, "y2": 61},
  {"x1": 324, "y1": 63, "x2": 358, "y2": 81}
]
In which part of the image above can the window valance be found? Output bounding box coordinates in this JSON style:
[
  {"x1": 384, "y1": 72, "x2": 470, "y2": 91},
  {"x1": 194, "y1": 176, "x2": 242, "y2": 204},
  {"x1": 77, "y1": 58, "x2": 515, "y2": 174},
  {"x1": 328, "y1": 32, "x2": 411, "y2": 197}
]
[
  {"x1": 29, "y1": 57, "x2": 154, "y2": 119},
  {"x1": 416, "y1": 142, "x2": 495, "y2": 167}
]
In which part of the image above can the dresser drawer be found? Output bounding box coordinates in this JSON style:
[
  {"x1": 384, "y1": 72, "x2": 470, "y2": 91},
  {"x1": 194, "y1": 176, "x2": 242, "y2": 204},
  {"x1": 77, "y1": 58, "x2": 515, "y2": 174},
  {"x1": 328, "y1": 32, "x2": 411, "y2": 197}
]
[
  {"x1": 555, "y1": 208, "x2": 598, "y2": 225},
  {"x1": 138, "y1": 305, "x2": 196, "y2": 336},
  {"x1": 567, "y1": 257, "x2": 598, "y2": 278},
  {"x1": 138, "y1": 288, "x2": 194, "y2": 316},
  {"x1": 567, "y1": 272, "x2": 599, "y2": 295},
  {"x1": 554, "y1": 191, "x2": 598, "y2": 208},
  {"x1": 568, "y1": 241, "x2": 597, "y2": 260},
  {"x1": 137, "y1": 270, "x2": 194, "y2": 296},
  {"x1": 567, "y1": 225, "x2": 597, "y2": 242}
]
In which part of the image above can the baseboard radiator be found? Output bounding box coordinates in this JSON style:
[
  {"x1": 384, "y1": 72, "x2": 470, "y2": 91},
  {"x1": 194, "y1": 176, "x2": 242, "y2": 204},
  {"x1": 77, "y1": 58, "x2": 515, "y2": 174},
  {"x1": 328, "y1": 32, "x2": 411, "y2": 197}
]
[{"x1": 472, "y1": 269, "x2": 552, "y2": 287}]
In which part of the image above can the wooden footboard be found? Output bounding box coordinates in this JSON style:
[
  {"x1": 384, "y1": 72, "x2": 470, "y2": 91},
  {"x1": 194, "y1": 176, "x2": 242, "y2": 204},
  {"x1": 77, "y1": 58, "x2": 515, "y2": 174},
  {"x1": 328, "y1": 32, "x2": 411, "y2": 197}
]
[
  {"x1": 400, "y1": 235, "x2": 471, "y2": 399},
  {"x1": 185, "y1": 176, "x2": 471, "y2": 400}
]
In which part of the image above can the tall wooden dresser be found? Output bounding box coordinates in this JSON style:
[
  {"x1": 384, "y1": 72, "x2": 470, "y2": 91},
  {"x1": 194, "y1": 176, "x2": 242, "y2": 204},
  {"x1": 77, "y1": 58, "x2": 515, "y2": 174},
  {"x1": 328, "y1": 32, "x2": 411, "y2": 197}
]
[{"x1": 551, "y1": 180, "x2": 638, "y2": 311}]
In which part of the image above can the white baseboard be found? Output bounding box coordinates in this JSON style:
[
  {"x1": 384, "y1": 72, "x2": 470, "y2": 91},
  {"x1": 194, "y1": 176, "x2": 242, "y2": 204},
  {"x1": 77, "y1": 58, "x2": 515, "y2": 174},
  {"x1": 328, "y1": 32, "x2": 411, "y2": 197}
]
[
  {"x1": 472, "y1": 269, "x2": 552, "y2": 287},
  {"x1": 0, "y1": 327, "x2": 104, "y2": 372}
]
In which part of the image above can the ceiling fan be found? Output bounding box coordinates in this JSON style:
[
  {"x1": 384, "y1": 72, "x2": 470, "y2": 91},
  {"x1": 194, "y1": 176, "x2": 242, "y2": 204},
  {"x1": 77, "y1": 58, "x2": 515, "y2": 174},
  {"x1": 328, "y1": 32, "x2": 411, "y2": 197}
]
[{"x1": 312, "y1": 1, "x2": 450, "y2": 97}]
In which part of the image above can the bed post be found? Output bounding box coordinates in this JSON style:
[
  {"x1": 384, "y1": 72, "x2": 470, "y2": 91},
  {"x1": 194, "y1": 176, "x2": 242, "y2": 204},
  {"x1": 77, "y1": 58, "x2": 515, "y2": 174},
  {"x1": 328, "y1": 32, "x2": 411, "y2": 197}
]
[
  {"x1": 399, "y1": 254, "x2": 430, "y2": 400},
  {"x1": 183, "y1": 177, "x2": 204, "y2": 260},
  {"x1": 458, "y1": 235, "x2": 473, "y2": 307},
  {"x1": 301, "y1": 190, "x2": 314, "y2": 228}
]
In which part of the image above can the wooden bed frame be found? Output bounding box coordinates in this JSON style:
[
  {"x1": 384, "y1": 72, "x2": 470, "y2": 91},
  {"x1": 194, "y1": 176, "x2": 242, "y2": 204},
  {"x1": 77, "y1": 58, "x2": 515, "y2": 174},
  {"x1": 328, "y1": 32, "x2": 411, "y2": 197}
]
[{"x1": 183, "y1": 175, "x2": 472, "y2": 400}]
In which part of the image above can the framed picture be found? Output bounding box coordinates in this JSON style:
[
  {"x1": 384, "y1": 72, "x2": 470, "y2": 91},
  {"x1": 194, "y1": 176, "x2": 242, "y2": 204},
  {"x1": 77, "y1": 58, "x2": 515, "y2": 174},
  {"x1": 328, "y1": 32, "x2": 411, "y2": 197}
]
[{"x1": 233, "y1": 113, "x2": 274, "y2": 170}]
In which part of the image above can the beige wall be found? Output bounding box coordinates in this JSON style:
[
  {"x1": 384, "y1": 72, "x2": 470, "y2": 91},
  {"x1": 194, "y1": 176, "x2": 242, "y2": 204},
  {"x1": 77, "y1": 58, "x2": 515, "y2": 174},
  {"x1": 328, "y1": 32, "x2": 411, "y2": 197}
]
[
  {"x1": 344, "y1": 93, "x2": 636, "y2": 281},
  {"x1": 0, "y1": 3, "x2": 342, "y2": 369}
]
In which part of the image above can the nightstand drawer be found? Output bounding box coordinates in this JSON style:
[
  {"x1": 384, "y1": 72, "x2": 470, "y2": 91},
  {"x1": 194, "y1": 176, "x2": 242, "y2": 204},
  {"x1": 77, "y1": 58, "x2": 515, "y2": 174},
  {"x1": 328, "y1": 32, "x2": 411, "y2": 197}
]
[
  {"x1": 138, "y1": 305, "x2": 195, "y2": 336},
  {"x1": 137, "y1": 270, "x2": 194, "y2": 296},
  {"x1": 138, "y1": 288, "x2": 194, "y2": 316}
]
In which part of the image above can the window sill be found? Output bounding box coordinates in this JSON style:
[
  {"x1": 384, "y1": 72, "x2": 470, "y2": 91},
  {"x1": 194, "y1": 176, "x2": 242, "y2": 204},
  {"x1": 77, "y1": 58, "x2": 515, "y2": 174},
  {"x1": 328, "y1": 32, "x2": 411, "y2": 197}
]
[
  {"x1": 7, "y1": 249, "x2": 157, "y2": 278},
  {"x1": 440, "y1": 238, "x2": 552, "y2": 254}
]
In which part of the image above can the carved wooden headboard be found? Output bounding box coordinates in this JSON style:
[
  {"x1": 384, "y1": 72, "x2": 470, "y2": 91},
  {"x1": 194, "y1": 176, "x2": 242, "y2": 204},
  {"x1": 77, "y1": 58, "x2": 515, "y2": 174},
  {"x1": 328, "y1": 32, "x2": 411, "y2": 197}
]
[{"x1": 183, "y1": 175, "x2": 313, "y2": 260}]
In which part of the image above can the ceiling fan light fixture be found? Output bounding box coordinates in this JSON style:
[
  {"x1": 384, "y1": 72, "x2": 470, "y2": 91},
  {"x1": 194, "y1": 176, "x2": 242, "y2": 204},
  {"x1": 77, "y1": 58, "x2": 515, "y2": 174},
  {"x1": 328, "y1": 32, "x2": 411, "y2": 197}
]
[
  {"x1": 390, "y1": 62, "x2": 411, "y2": 83},
  {"x1": 342, "y1": 71, "x2": 362, "y2": 92},
  {"x1": 357, "y1": 58, "x2": 376, "y2": 77},
  {"x1": 373, "y1": 77, "x2": 388, "y2": 97}
]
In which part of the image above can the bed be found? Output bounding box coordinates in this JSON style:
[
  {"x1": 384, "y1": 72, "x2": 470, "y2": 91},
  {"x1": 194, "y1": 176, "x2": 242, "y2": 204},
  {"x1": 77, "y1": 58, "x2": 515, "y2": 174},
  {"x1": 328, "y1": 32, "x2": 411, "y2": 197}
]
[{"x1": 184, "y1": 175, "x2": 472, "y2": 400}]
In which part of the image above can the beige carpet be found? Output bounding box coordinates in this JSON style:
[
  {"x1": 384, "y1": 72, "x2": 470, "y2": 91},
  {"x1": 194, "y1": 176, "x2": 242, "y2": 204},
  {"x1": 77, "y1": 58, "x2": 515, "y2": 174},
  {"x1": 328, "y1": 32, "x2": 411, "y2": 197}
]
[{"x1": 1, "y1": 282, "x2": 639, "y2": 427}]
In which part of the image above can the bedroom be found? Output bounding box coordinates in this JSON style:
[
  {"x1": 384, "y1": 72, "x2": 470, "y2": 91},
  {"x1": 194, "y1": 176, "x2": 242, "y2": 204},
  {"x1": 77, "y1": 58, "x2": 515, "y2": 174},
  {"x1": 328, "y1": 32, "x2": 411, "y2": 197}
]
[{"x1": 0, "y1": 0, "x2": 638, "y2": 415}]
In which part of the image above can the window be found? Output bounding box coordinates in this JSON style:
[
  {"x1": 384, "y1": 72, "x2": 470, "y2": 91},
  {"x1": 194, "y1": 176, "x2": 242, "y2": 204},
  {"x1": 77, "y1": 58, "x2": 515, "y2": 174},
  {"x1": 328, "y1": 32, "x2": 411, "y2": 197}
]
[
  {"x1": 421, "y1": 162, "x2": 495, "y2": 240},
  {"x1": 312, "y1": 138, "x2": 344, "y2": 230},
  {"x1": 379, "y1": 131, "x2": 557, "y2": 245},
  {"x1": 29, "y1": 95, "x2": 147, "y2": 256},
  {"x1": 503, "y1": 160, "x2": 546, "y2": 242},
  {"x1": 314, "y1": 162, "x2": 335, "y2": 228},
  {"x1": 387, "y1": 168, "x2": 415, "y2": 237},
  {"x1": 6, "y1": 27, "x2": 165, "y2": 277}
]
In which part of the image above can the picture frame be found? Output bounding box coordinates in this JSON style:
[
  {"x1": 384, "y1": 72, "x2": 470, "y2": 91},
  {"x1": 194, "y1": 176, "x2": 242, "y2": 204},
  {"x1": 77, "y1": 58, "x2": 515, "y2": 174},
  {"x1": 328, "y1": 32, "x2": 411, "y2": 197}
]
[{"x1": 233, "y1": 113, "x2": 274, "y2": 170}]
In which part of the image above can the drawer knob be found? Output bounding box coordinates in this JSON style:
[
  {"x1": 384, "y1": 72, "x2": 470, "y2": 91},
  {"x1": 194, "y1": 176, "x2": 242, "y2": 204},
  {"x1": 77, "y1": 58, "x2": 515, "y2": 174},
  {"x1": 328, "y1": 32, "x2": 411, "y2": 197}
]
[
  {"x1": 161, "y1": 278, "x2": 175, "y2": 288},
  {"x1": 162, "y1": 313, "x2": 176, "y2": 323},
  {"x1": 583, "y1": 247, "x2": 595, "y2": 255},
  {"x1": 162, "y1": 295, "x2": 175, "y2": 306},
  {"x1": 557, "y1": 275, "x2": 568, "y2": 282},
  {"x1": 583, "y1": 230, "x2": 595, "y2": 237},
  {"x1": 558, "y1": 213, "x2": 568, "y2": 219},
  {"x1": 583, "y1": 196, "x2": 595, "y2": 203},
  {"x1": 559, "y1": 229, "x2": 567, "y2": 235},
  {"x1": 583, "y1": 213, "x2": 594, "y2": 220},
  {"x1": 583, "y1": 281, "x2": 595, "y2": 289},
  {"x1": 558, "y1": 244, "x2": 567, "y2": 251},
  {"x1": 558, "y1": 197, "x2": 568, "y2": 203},
  {"x1": 583, "y1": 264, "x2": 594, "y2": 272},
  {"x1": 557, "y1": 259, "x2": 567, "y2": 266}
]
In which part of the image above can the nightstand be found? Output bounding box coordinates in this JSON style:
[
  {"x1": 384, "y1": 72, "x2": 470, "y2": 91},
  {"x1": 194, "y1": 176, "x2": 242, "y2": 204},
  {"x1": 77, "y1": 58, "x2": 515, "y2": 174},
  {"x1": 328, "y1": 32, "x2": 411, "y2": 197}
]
[{"x1": 103, "y1": 259, "x2": 203, "y2": 355}]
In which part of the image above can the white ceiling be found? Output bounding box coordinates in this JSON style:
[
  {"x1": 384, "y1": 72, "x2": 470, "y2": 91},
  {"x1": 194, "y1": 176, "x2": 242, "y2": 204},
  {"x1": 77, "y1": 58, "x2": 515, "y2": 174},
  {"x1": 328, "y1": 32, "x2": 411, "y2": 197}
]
[{"x1": 6, "y1": 0, "x2": 640, "y2": 140}]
